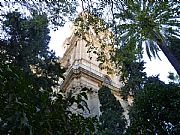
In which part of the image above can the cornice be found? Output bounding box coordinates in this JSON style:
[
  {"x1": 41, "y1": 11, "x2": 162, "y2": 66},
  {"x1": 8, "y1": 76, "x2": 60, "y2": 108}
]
[
  {"x1": 60, "y1": 65, "x2": 103, "y2": 92},
  {"x1": 60, "y1": 64, "x2": 120, "y2": 92}
]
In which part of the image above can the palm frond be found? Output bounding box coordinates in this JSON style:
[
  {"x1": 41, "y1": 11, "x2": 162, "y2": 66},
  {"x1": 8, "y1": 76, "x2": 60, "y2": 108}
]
[
  {"x1": 145, "y1": 41, "x2": 152, "y2": 60},
  {"x1": 149, "y1": 40, "x2": 161, "y2": 60}
]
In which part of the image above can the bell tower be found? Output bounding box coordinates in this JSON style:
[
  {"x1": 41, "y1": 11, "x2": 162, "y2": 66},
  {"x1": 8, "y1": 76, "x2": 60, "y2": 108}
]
[{"x1": 59, "y1": 23, "x2": 124, "y2": 117}]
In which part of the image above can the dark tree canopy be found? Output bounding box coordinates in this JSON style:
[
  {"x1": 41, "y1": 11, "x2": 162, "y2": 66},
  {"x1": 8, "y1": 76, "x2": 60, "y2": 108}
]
[
  {"x1": 127, "y1": 79, "x2": 180, "y2": 135},
  {"x1": 1, "y1": 11, "x2": 66, "y2": 89},
  {"x1": 0, "y1": 11, "x2": 97, "y2": 135},
  {"x1": 0, "y1": 63, "x2": 97, "y2": 135},
  {"x1": 112, "y1": 38, "x2": 146, "y2": 99},
  {"x1": 98, "y1": 86, "x2": 126, "y2": 135},
  {"x1": 2, "y1": 12, "x2": 50, "y2": 68}
]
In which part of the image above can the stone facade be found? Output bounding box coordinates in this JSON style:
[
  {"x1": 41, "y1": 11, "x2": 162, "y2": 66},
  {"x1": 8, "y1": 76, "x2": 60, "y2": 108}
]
[{"x1": 60, "y1": 23, "x2": 130, "y2": 117}]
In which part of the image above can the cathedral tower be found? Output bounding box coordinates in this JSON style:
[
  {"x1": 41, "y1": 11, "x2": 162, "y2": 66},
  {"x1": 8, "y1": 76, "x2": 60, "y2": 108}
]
[
  {"x1": 60, "y1": 29, "x2": 125, "y2": 117},
  {"x1": 59, "y1": 13, "x2": 127, "y2": 117}
]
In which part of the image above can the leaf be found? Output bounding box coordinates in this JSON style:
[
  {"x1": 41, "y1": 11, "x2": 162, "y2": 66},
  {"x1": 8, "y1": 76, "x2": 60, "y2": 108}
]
[
  {"x1": 149, "y1": 40, "x2": 156, "y2": 58},
  {"x1": 145, "y1": 41, "x2": 152, "y2": 60}
]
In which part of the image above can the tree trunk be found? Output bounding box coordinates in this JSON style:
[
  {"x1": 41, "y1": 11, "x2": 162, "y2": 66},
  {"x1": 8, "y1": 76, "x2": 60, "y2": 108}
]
[{"x1": 157, "y1": 41, "x2": 180, "y2": 76}]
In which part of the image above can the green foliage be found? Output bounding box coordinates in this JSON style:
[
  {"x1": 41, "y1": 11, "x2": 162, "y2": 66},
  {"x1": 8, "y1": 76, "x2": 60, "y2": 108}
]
[
  {"x1": 1, "y1": 11, "x2": 65, "y2": 89},
  {"x1": 0, "y1": 63, "x2": 97, "y2": 135},
  {"x1": 127, "y1": 79, "x2": 180, "y2": 135},
  {"x1": 120, "y1": 60, "x2": 146, "y2": 99},
  {"x1": 168, "y1": 72, "x2": 180, "y2": 84},
  {"x1": 0, "y1": 0, "x2": 78, "y2": 28},
  {"x1": 112, "y1": 38, "x2": 146, "y2": 99},
  {"x1": 80, "y1": 0, "x2": 180, "y2": 75},
  {"x1": 78, "y1": 0, "x2": 180, "y2": 97},
  {"x1": 73, "y1": 12, "x2": 114, "y2": 73},
  {"x1": 2, "y1": 12, "x2": 50, "y2": 67},
  {"x1": 98, "y1": 86, "x2": 126, "y2": 135},
  {"x1": 81, "y1": 0, "x2": 180, "y2": 54},
  {"x1": 113, "y1": 0, "x2": 180, "y2": 75},
  {"x1": 0, "y1": 11, "x2": 98, "y2": 135}
]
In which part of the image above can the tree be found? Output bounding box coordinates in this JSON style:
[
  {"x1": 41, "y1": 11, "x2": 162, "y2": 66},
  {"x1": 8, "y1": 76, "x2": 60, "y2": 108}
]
[
  {"x1": 98, "y1": 86, "x2": 126, "y2": 135},
  {"x1": 0, "y1": 11, "x2": 98, "y2": 135},
  {"x1": 112, "y1": 37, "x2": 147, "y2": 99},
  {"x1": 1, "y1": 11, "x2": 65, "y2": 89},
  {"x1": 168, "y1": 36, "x2": 180, "y2": 65},
  {"x1": 80, "y1": 0, "x2": 180, "y2": 76},
  {"x1": 0, "y1": 63, "x2": 97, "y2": 135},
  {"x1": 168, "y1": 72, "x2": 180, "y2": 84},
  {"x1": 167, "y1": 35, "x2": 180, "y2": 83},
  {"x1": 127, "y1": 77, "x2": 180, "y2": 135},
  {"x1": 0, "y1": 0, "x2": 78, "y2": 28}
]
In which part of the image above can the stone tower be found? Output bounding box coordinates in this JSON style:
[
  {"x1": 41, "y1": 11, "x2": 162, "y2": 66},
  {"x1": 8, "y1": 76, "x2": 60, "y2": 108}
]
[{"x1": 59, "y1": 24, "x2": 127, "y2": 117}]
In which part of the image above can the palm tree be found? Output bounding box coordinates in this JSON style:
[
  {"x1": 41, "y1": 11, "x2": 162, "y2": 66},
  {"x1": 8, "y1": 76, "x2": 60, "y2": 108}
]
[
  {"x1": 113, "y1": 0, "x2": 180, "y2": 75},
  {"x1": 81, "y1": 0, "x2": 180, "y2": 76}
]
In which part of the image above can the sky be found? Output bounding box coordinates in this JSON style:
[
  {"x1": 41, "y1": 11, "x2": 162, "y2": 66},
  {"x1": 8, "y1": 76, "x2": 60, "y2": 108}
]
[
  {"x1": 49, "y1": 23, "x2": 177, "y2": 83},
  {"x1": 49, "y1": 22, "x2": 73, "y2": 57}
]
